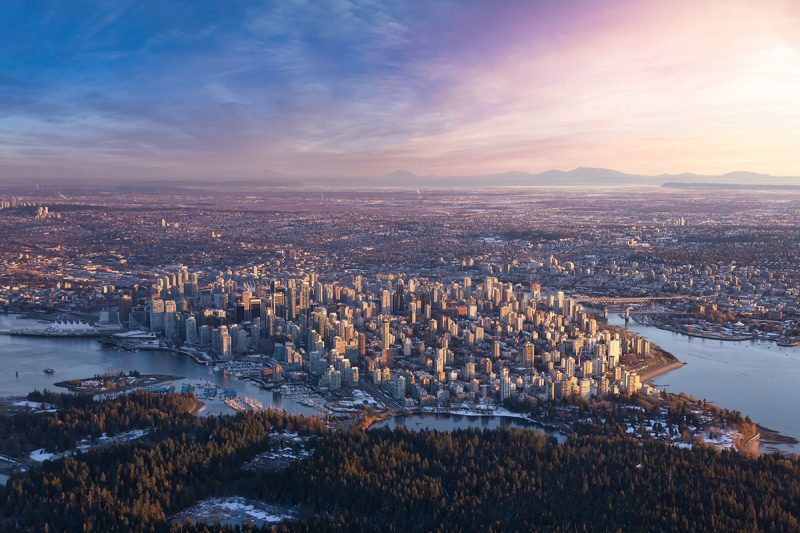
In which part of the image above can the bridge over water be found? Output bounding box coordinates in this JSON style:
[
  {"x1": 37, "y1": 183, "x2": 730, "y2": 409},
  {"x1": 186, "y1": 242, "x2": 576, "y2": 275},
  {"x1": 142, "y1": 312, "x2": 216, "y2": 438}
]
[{"x1": 572, "y1": 295, "x2": 702, "y2": 305}]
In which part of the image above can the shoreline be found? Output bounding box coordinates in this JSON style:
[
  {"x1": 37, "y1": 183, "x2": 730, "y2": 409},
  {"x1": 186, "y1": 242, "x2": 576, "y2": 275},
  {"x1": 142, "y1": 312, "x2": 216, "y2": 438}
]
[
  {"x1": 188, "y1": 398, "x2": 206, "y2": 416},
  {"x1": 633, "y1": 318, "x2": 766, "y2": 343},
  {"x1": 637, "y1": 361, "x2": 686, "y2": 383},
  {"x1": 54, "y1": 373, "x2": 183, "y2": 394}
]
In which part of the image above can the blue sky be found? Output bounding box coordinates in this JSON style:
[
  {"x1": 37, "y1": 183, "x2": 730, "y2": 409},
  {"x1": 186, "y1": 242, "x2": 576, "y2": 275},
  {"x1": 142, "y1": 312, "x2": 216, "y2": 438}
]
[{"x1": 1, "y1": 0, "x2": 799, "y2": 180}]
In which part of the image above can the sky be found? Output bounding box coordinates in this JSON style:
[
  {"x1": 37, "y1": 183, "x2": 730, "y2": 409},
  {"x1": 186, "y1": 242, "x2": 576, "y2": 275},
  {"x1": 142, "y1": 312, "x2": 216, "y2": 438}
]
[{"x1": 1, "y1": 0, "x2": 799, "y2": 181}]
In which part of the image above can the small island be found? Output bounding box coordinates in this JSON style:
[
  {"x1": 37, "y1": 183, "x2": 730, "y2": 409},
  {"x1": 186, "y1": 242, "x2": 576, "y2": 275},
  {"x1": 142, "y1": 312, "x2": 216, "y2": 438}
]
[{"x1": 55, "y1": 370, "x2": 182, "y2": 394}]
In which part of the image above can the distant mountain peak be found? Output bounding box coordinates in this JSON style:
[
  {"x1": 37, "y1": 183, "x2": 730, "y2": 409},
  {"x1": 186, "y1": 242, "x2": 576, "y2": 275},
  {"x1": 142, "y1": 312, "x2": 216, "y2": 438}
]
[{"x1": 382, "y1": 170, "x2": 419, "y2": 179}]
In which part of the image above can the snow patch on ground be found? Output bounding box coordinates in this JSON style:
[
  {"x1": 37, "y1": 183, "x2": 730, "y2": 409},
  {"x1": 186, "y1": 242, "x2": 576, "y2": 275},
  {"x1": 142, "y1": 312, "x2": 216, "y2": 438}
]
[
  {"x1": 350, "y1": 389, "x2": 381, "y2": 407},
  {"x1": 171, "y1": 497, "x2": 296, "y2": 527},
  {"x1": 13, "y1": 400, "x2": 43, "y2": 409},
  {"x1": 97, "y1": 428, "x2": 150, "y2": 443},
  {"x1": 29, "y1": 449, "x2": 58, "y2": 462}
]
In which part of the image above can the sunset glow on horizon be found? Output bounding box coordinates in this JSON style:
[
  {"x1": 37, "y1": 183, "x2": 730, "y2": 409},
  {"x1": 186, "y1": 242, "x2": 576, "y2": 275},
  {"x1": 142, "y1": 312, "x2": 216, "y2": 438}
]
[{"x1": 1, "y1": 0, "x2": 799, "y2": 180}]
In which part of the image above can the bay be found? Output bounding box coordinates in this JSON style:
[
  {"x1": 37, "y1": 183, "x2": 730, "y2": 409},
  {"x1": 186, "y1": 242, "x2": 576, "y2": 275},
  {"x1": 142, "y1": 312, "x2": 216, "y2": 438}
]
[
  {"x1": 608, "y1": 314, "x2": 800, "y2": 451},
  {"x1": 0, "y1": 314, "x2": 317, "y2": 416}
]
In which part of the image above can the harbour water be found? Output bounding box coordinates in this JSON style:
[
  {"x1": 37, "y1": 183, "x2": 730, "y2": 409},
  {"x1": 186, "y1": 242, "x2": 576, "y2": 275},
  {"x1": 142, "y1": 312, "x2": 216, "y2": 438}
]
[
  {"x1": 0, "y1": 314, "x2": 317, "y2": 416},
  {"x1": 3, "y1": 313, "x2": 798, "y2": 449},
  {"x1": 608, "y1": 315, "x2": 800, "y2": 450}
]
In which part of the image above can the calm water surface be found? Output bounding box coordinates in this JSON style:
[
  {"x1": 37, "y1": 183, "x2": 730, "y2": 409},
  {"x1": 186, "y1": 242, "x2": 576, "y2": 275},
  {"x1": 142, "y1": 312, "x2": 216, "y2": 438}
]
[
  {"x1": 3, "y1": 313, "x2": 798, "y2": 448},
  {"x1": 608, "y1": 315, "x2": 800, "y2": 449},
  {"x1": 0, "y1": 314, "x2": 316, "y2": 416},
  {"x1": 373, "y1": 413, "x2": 567, "y2": 442}
]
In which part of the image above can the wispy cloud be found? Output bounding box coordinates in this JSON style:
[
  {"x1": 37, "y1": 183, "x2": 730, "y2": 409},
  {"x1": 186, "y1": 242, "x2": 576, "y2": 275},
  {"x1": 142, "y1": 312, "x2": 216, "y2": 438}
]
[{"x1": 1, "y1": 0, "x2": 799, "y2": 179}]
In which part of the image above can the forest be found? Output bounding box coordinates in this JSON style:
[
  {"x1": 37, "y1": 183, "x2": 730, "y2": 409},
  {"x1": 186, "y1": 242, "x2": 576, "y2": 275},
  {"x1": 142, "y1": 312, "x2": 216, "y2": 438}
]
[
  {"x1": 0, "y1": 389, "x2": 198, "y2": 456},
  {"x1": 1, "y1": 392, "x2": 799, "y2": 532}
]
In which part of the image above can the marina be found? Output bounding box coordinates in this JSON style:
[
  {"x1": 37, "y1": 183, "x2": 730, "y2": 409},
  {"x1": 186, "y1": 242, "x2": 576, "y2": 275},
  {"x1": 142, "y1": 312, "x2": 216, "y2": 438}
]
[{"x1": 0, "y1": 314, "x2": 320, "y2": 416}]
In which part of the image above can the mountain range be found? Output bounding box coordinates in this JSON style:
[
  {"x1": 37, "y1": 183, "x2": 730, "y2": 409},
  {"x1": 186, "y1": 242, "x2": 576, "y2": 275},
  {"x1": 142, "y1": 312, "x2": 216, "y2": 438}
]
[{"x1": 339, "y1": 167, "x2": 798, "y2": 188}]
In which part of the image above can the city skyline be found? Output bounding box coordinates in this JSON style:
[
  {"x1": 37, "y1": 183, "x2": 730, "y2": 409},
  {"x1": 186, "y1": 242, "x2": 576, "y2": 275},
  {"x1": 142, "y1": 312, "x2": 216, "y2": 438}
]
[
  {"x1": 3, "y1": 3, "x2": 800, "y2": 530},
  {"x1": 2, "y1": 0, "x2": 800, "y2": 181}
]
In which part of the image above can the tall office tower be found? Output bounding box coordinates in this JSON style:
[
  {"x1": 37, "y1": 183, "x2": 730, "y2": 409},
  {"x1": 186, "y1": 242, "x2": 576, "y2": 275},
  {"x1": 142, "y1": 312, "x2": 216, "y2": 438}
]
[
  {"x1": 381, "y1": 289, "x2": 392, "y2": 314},
  {"x1": 579, "y1": 378, "x2": 592, "y2": 399},
  {"x1": 566, "y1": 298, "x2": 576, "y2": 318},
  {"x1": 607, "y1": 339, "x2": 621, "y2": 367},
  {"x1": 118, "y1": 295, "x2": 132, "y2": 324},
  {"x1": 150, "y1": 298, "x2": 165, "y2": 333},
  {"x1": 556, "y1": 291, "x2": 565, "y2": 312},
  {"x1": 521, "y1": 342, "x2": 535, "y2": 368},
  {"x1": 309, "y1": 350, "x2": 326, "y2": 376},
  {"x1": 403, "y1": 337, "x2": 412, "y2": 356},
  {"x1": 502, "y1": 284, "x2": 513, "y2": 303},
  {"x1": 234, "y1": 303, "x2": 246, "y2": 323},
  {"x1": 464, "y1": 361, "x2": 476, "y2": 380},
  {"x1": 199, "y1": 325, "x2": 211, "y2": 345},
  {"x1": 565, "y1": 356, "x2": 576, "y2": 377},
  {"x1": 185, "y1": 316, "x2": 197, "y2": 344},
  {"x1": 353, "y1": 274, "x2": 362, "y2": 293},
  {"x1": 162, "y1": 300, "x2": 177, "y2": 338},
  {"x1": 272, "y1": 288, "x2": 285, "y2": 316},
  {"x1": 500, "y1": 377, "x2": 512, "y2": 400},
  {"x1": 391, "y1": 374, "x2": 406, "y2": 400},
  {"x1": 212, "y1": 327, "x2": 221, "y2": 353},
  {"x1": 249, "y1": 321, "x2": 260, "y2": 347},
  {"x1": 624, "y1": 372, "x2": 642, "y2": 394},
  {"x1": 347, "y1": 366, "x2": 359, "y2": 386},
  {"x1": 234, "y1": 328, "x2": 249, "y2": 354},
  {"x1": 492, "y1": 339, "x2": 501, "y2": 358},
  {"x1": 220, "y1": 328, "x2": 232, "y2": 359},
  {"x1": 287, "y1": 287, "x2": 297, "y2": 320},
  {"x1": 213, "y1": 292, "x2": 228, "y2": 309},
  {"x1": 435, "y1": 348, "x2": 445, "y2": 373},
  {"x1": 381, "y1": 318, "x2": 391, "y2": 352},
  {"x1": 241, "y1": 289, "x2": 252, "y2": 311},
  {"x1": 581, "y1": 359, "x2": 594, "y2": 378},
  {"x1": 405, "y1": 278, "x2": 415, "y2": 294},
  {"x1": 394, "y1": 283, "x2": 405, "y2": 312},
  {"x1": 357, "y1": 332, "x2": 366, "y2": 359},
  {"x1": 249, "y1": 298, "x2": 262, "y2": 319},
  {"x1": 300, "y1": 282, "x2": 310, "y2": 311},
  {"x1": 485, "y1": 277, "x2": 495, "y2": 299},
  {"x1": 164, "y1": 313, "x2": 178, "y2": 339}
]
